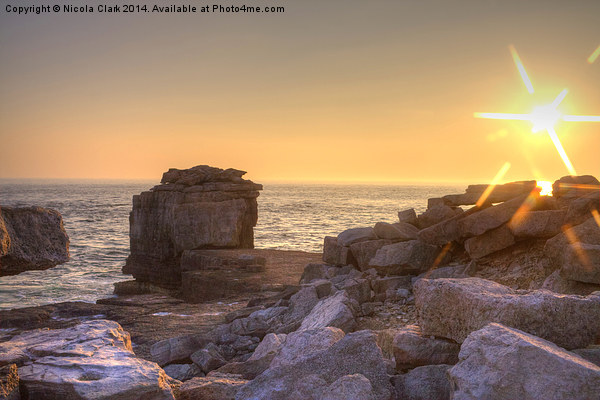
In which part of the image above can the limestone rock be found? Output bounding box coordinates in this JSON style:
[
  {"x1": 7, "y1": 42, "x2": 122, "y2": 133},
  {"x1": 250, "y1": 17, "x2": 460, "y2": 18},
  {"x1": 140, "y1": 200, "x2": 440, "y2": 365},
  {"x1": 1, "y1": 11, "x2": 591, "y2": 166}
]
[
  {"x1": 163, "y1": 363, "x2": 203, "y2": 381},
  {"x1": 414, "y1": 277, "x2": 600, "y2": 349},
  {"x1": 270, "y1": 327, "x2": 345, "y2": 369},
  {"x1": 150, "y1": 334, "x2": 209, "y2": 366},
  {"x1": 371, "y1": 276, "x2": 412, "y2": 295},
  {"x1": 191, "y1": 343, "x2": 227, "y2": 374},
  {"x1": 449, "y1": 323, "x2": 600, "y2": 400},
  {"x1": 565, "y1": 191, "x2": 600, "y2": 225},
  {"x1": 368, "y1": 240, "x2": 439, "y2": 275},
  {"x1": 457, "y1": 194, "x2": 530, "y2": 238},
  {"x1": 337, "y1": 227, "x2": 377, "y2": 247},
  {"x1": 443, "y1": 180, "x2": 537, "y2": 206},
  {"x1": 417, "y1": 205, "x2": 463, "y2": 229},
  {"x1": 507, "y1": 209, "x2": 565, "y2": 238},
  {"x1": 298, "y1": 291, "x2": 358, "y2": 333},
  {"x1": 392, "y1": 325, "x2": 459, "y2": 370},
  {"x1": 541, "y1": 270, "x2": 600, "y2": 296},
  {"x1": 323, "y1": 237, "x2": 354, "y2": 266},
  {"x1": 301, "y1": 263, "x2": 335, "y2": 284},
  {"x1": 179, "y1": 373, "x2": 247, "y2": 400},
  {"x1": 398, "y1": 208, "x2": 418, "y2": 226},
  {"x1": 247, "y1": 333, "x2": 287, "y2": 362},
  {"x1": 350, "y1": 239, "x2": 392, "y2": 270},
  {"x1": 464, "y1": 224, "x2": 515, "y2": 259},
  {"x1": 572, "y1": 346, "x2": 600, "y2": 367},
  {"x1": 1, "y1": 320, "x2": 174, "y2": 399},
  {"x1": 124, "y1": 165, "x2": 262, "y2": 288},
  {"x1": 320, "y1": 374, "x2": 375, "y2": 400},
  {"x1": 373, "y1": 222, "x2": 418, "y2": 241},
  {"x1": 552, "y1": 175, "x2": 599, "y2": 199},
  {"x1": 392, "y1": 364, "x2": 452, "y2": 400},
  {"x1": 560, "y1": 242, "x2": 600, "y2": 284},
  {"x1": 0, "y1": 206, "x2": 69, "y2": 276}
]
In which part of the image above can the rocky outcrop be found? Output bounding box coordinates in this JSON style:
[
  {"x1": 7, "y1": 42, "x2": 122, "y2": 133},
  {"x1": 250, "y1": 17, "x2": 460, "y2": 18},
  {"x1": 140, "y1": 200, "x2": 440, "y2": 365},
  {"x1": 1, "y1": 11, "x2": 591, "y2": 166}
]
[
  {"x1": 392, "y1": 325, "x2": 459, "y2": 370},
  {"x1": 0, "y1": 320, "x2": 175, "y2": 399},
  {"x1": 124, "y1": 165, "x2": 262, "y2": 288},
  {"x1": 0, "y1": 206, "x2": 69, "y2": 276},
  {"x1": 449, "y1": 323, "x2": 600, "y2": 400}
]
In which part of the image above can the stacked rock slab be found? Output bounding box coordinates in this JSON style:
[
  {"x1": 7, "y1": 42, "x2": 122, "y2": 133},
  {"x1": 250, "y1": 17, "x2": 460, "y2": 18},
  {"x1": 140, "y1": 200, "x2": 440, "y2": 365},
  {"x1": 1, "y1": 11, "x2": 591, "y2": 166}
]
[
  {"x1": 124, "y1": 165, "x2": 262, "y2": 288},
  {"x1": 0, "y1": 206, "x2": 69, "y2": 276}
]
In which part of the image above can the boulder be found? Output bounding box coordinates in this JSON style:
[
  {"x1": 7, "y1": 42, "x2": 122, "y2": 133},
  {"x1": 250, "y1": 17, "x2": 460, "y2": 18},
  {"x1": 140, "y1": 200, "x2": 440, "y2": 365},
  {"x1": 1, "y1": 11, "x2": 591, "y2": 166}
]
[
  {"x1": 339, "y1": 278, "x2": 372, "y2": 304},
  {"x1": 191, "y1": 343, "x2": 227, "y2": 374},
  {"x1": 320, "y1": 374, "x2": 375, "y2": 400},
  {"x1": 541, "y1": 270, "x2": 600, "y2": 296},
  {"x1": 350, "y1": 239, "x2": 392, "y2": 270},
  {"x1": 368, "y1": 240, "x2": 439, "y2": 275},
  {"x1": 417, "y1": 205, "x2": 463, "y2": 229},
  {"x1": 414, "y1": 277, "x2": 600, "y2": 349},
  {"x1": 247, "y1": 333, "x2": 287, "y2": 362},
  {"x1": 463, "y1": 224, "x2": 515, "y2": 259},
  {"x1": 559, "y1": 242, "x2": 600, "y2": 284},
  {"x1": 270, "y1": 327, "x2": 345, "y2": 368},
  {"x1": 572, "y1": 346, "x2": 600, "y2": 367},
  {"x1": 449, "y1": 323, "x2": 600, "y2": 400},
  {"x1": 323, "y1": 237, "x2": 354, "y2": 266},
  {"x1": 507, "y1": 210, "x2": 565, "y2": 238},
  {"x1": 301, "y1": 263, "x2": 334, "y2": 284},
  {"x1": 0, "y1": 364, "x2": 19, "y2": 400},
  {"x1": 235, "y1": 330, "x2": 393, "y2": 400},
  {"x1": 392, "y1": 364, "x2": 452, "y2": 400},
  {"x1": 565, "y1": 192, "x2": 600, "y2": 225},
  {"x1": 0, "y1": 320, "x2": 174, "y2": 399},
  {"x1": 398, "y1": 208, "x2": 418, "y2": 226},
  {"x1": 310, "y1": 279, "x2": 333, "y2": 298},
  {"x1": 298, "y1": 291, "x2": 358, "y2": 333},
  {"x1": 163, "y1": 363, "x2": 203, "y2": 381},
  {"x1": 124, "y1": 165, "x2": 262, "y2": 288},
  {"x1": 179, "y1": 373, "x2": 247, "y2": 400},
  {"x1": 443, "y1": 180, "x2": 537, "y2": 206},
  {"x1": 373, "y1": 222, "x2": 418, "y2": 241},
  {"x1": 552, "y1": 175, "x2": 599, "y2": 199},
  {"x1": 0, "y1": 206, "x2": 69, "y2": 276},
  {"x1": 457, "y1": 194, "x2": 530, "y2": 237},
  {"x1": 337, "y1": 227, "x2": 377, "y2": 247},
  {"x1": 371, "y1": 276, "x2": 412, "y2": 295},
  {"x1": 150, "y1": 334, "x2": 209, "y2": 366},
  {"x1": 392, "y1": 325, "x2": 459, "y2": 370}
]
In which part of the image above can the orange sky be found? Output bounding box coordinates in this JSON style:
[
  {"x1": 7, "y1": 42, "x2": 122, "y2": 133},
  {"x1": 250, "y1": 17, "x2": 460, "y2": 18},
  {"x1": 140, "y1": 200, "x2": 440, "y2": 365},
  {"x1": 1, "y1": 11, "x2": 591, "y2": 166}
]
[{"x1": 1, "y1": 1, "x2": 599, "y2": 184}]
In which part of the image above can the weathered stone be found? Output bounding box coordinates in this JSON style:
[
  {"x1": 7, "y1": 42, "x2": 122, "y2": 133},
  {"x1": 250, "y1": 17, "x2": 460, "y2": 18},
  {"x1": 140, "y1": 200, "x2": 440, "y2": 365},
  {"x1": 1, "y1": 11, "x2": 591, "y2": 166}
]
[
  {"x1": 414, "y1": 277, "x2": 600, "y2": 349},
  {"x1": 179, "y1": 374, "x2": 247, "y2": 400},
  {"x1": 0, "y1": 206, "x2": 69, "y2": 276},
  {"x1": 427, "y1": 198, "x2": 446, "y2": 209},
  {"x1": 541, "y1": 270, "x2": 600, "y2": 296},
  {"x1": 464, "y1": 224, "x2": 515, "y2": 259},
  {"x1": 368, "y1": 240, "x2": 439, "y2": 275},
  {"x1": 0, "y1": 364, "x2": 19, "y2": 400},
  {"x1": 150, "y1": 334, "x2": 210, "y2": 366},
  {"x1": 163, "y1": 363, "x2": 203, "y2": 381},
  {"x1": 337, "y1": 227, "x2": 377, "y2": 247},
  {"x1": 236, "y1": 330, "x2": 393, "y2": 400},
  {"x1": 414, "y1": 264, "x2": 470, "y2": 281},
  {"x1": 320, "y1": 374, "x2": 375, "y2": 400},
  {"x1": 552, "y1": 175, "x2": 600, "y2": 199},
  {"x1": 310, "y1": 279, "x2": 333, "y2": 298},
  {"x1": 458, "y1": 194, "x2": 530, "y2": 237},
  {"x1": 417, "y1": 205, "x2": 463, "y2": 229},
  {"x1": 1, "y1": 320, "x2": 174, "y2": 399},
  {"x1": 323, "y1": 237, "x2": 354, "y2": 266},
  {"x1": 398, "y1": 208, "x2": 418, "y2": 226},
  {"x1": 247, "y1": 333, "x2": 286, "y2": 362},
  {"x1": 572, "y1": 346, "x2": 600, "y2": 367},
  {"x1": 560, "y1": 242, "x2": 600, "y2": 284},
  {"x1": 298, "y1": 291, "x2": 358, "y2": 333},
  {"x1": 392, "y1": 364, "x2": 452, "y2": 400},
  {"x1": 392, "y1": 325, "x2": 459, "y2": 370},
  {"x1": 544, "y1": 216, "x2": 600, "y2": 273},
  {"x1": 181, "y1": 269, "x2": 264, "y2": 303},
  {"x1": 124, "y1": 165, "x2": 261, "y2": 288},
  {"x1": 565, "y1": 191, "x2": 600, "y2": 225},
  {"x1": 282, "y1": 286, "x2": 320, "y2": 326},
  {"x1": 300, "y1": 263, "x2": 334, "y2": 284},
  {"x1": 339, "y1": 278, "x2": 372, "y2": 304},
  {"x1": 191, "y1": 343, "x2": 227, "y2": 374},
  {"x1": 270, "y1": 327, "x2": 345, "y2": 369},
  {"x1": 443, "y1": 180, "x2": 537, "y2": 206},
  {"x1": 449, "y1": 323, "x2": 600, "y2": 400},
  {"x1": 374, "y1": 222, "x2": 418, "y2": 241},
  {"x1": 507, "y1": 209, "x2": 565, "y2": 238},
  {"x1": 371, "y1": 276, "x2": 412, "y2": 294},
  {"x1": 350, "y1": 239, "x2": 392, "y2": 270}
]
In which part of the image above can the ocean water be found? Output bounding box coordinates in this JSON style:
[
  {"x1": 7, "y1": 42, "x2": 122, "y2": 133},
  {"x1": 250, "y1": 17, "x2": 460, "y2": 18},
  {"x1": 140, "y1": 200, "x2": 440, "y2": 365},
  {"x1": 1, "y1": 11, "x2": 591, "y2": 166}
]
[{"x1": 0, "y1": 180, "x2": 464, "y2": 310}]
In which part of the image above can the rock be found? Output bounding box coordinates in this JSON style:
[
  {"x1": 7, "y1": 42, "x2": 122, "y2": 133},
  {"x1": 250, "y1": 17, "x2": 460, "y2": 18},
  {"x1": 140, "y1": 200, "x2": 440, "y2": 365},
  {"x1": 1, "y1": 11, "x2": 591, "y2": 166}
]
[
  {"x1": 320, "y1": 374, "x2": 375, "y2": 400},
  {"x1": 371, "y1": 276, "x2": 412, "y2": 295},
  {"x1": 1, "y1": 320, "x2": 174, "y2": 399},
  {"x1": 298, "y1": 291, "x2": 358, "y2": 333},
  {"x1": 287, "y1": 374, "x2": 328, "y2": 400},
  {"x1": 281, "y1": 286, "x2": 320, "y2": 327},
  {"x1": 507, "y1": 209, "x2": 566, "y2": 238},
  {"x1": 559, "y1": 242, "x2": 600, "y2": 284},
  {"x1": 270, "y1": 327, "x2": 345, "y2": 368},
  {"x1": 150, "y1": 334, "x2": 209, "y2": 366},
  {"x1": 414, "y1": 264, "x2": 470, "y2": 281},
  {"x1": 337, "y1": 227, "x2": 377, "y2": 247},
  {"x1": 463, "y1": 224, "x2": 515, "y2": 259},
  {"x1": 572, "y1": 346, "x2": 600, "y2": 367},
  {"x1": 163, "y1": 363, "x2": 204, "y2": 381},
  {"x1": 0, "y1": 206, "x2": 69, "y2": 276},
  {"x1": 392, "y1": 364, "x2": 452, "y2": 400},
  {"x1": 368, "y1": 240, "x2": 439, "y2": 275},
  {"x1": 178, "y1": 373, "x2": 247, "y2": 400},
  {"x1": 565, "y1": 192, "x2": 600, "y2": 225},
  {"x1": 235, "y1": 330, "x2": 393, "y2": 400},
  {"x1": 457, "y1": 194, "x2": 530, "y2": 237},
  {"x1": 374, "y1": 222, "x2": 418, "y2": 241},
  {"x1": 414, "y1": 277, "x2": 600, "y2": 349},
  {"x1": 541, "y1": 270, "x2": 600, "y2": 296},
  {"x1": 300, "y1": 263, "x2": 334, "y2": 284},
  {"x1": 124, "y1": 165, "x2": 262, "y2": 288},
  {"x1": 323, "y1": 237, "x2": 355, "y2": 266},
  {"x1": 449, "y1": 323, "x2": 600, "y2": 400},
  {"x1": 247, "y1": 333, "x2": 287, "y2": 362},
  {"x1": 349, "y1": 239, "x2": 392, "y2": 270},
  {"x1": 339, "y1": 278, "x2": 372, "y2": 304},
  {"x1": 310, "y1": 279, "x2": 333, "y2": 298},
  {"x1": 552, "y1": 175, "x2": 600, "y2": 199},
  {"x1": 398, "y1": 208, "x2": 418, "y2": 226},
  {"x1": 0, "y1": 364, "x2": 19, "y2": 400},
  {"x1": 417, "y1": 205, "x2": 463, "y2": 229},
  {"x1": 191, "y1": 343, "x2": 227, "y2": 374},
  {"x1": 392, "y1": 325, "x2": 460, "y2": 370},
  {"x1": 443, "y1": 180, "x2": 537, "y2": 206}
]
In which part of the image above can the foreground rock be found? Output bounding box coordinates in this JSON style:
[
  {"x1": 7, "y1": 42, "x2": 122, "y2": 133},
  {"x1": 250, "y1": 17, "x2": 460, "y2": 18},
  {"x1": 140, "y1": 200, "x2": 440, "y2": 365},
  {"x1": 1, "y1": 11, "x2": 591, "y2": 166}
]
[
  {"x1": 0, "y1": 320, "x2": 175, "y2": 399},
  {"x1": 414, "y1": 277, "x2": 600, "y2": 349},
  {"x1": 124, "y1": 165, "x2": 262, "y2": 288},
  {"x1": 449, "y1": 323, "x2": 600, "y2": 400},
  {"x1": 179, "y1": 373, "x2": 247, "y2": 400},
  {"x1": 0, "y1": 206, "x2": 69, "y2": 276}
]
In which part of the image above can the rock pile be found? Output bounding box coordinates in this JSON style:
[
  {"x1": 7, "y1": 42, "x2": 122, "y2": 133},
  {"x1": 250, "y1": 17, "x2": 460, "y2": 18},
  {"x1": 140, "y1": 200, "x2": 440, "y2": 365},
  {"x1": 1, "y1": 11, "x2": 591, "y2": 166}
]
[
  {"x1": 0, "y1": 206, "x2": 69, "y2": 276},
  {"x1": 123, "y1": 165, "x2": 263, "y2": 289}
]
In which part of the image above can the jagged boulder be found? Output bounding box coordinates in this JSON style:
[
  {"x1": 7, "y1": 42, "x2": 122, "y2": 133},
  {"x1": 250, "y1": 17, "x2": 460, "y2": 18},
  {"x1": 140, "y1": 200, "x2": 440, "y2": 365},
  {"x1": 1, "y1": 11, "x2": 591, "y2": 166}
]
[{"x1": 0, "y1": 206, "x2": 69, "y2": 276}]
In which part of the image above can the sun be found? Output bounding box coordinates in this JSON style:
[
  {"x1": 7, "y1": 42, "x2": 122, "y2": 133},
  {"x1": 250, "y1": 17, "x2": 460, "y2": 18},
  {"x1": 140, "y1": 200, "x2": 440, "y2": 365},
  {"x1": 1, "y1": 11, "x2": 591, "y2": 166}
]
[
  {"x1": 530, "y1": 104, "x2": 562, "y2": 133},
  {"x1": 536, "y1": 180, "x2": 553, "y2": 196}
]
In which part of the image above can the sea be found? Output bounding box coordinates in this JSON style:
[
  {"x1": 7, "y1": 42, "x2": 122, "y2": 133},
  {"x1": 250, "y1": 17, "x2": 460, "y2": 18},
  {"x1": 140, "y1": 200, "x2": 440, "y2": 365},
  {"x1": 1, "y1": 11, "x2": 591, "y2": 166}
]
[{"x1": 0, "y1": 180, "x2": 464, "y2": 310}]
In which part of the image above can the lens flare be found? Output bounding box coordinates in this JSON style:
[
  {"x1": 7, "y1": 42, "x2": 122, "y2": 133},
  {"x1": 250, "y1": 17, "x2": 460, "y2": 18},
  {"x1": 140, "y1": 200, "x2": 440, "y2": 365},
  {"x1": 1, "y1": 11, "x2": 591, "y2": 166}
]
[{"x1": 536, "y1": 180, "x2": 553, "y2": 196}]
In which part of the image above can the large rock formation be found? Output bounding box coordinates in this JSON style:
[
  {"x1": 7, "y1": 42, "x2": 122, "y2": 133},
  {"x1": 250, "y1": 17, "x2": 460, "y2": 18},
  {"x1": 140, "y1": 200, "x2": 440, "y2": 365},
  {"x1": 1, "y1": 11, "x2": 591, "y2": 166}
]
[
  {"x1": 0, "y1": 206, "x2": 69, "y2": 276},
  {"x1": 123, "y1": 165, "x2": 262, "y2": 288}
]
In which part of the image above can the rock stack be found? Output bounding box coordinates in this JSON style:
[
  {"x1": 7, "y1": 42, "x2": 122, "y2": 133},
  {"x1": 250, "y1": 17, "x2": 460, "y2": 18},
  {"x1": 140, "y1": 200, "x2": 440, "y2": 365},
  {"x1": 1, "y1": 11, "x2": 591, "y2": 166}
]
[
  {"x1": 123, "y1": 165, "x2": 263, "y2": 289},
  {"x1": 0, "y1": 206, "x2": 69, "y2": 276}
]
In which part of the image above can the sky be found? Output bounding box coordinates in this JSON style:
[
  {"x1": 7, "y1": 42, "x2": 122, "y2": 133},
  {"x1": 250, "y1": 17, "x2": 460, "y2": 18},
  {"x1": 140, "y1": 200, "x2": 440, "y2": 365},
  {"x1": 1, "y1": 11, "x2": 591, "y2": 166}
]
[{"x1": 1, "y1": 0, "x2": 599, "y2": 184}]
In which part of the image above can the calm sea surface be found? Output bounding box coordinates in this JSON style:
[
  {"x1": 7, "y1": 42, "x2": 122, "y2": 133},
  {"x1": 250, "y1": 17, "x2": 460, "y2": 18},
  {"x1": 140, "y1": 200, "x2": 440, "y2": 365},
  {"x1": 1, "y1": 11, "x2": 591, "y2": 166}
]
[{"x1": 0, "y1": 180, "x2": 464, "y2": 309}]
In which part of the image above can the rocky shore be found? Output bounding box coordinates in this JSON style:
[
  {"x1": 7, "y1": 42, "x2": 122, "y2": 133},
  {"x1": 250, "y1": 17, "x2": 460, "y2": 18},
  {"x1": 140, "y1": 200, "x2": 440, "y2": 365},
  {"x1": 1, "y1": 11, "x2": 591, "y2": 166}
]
[{"x1": 1, "y1": 169, "x2": 600, "y2": 399}]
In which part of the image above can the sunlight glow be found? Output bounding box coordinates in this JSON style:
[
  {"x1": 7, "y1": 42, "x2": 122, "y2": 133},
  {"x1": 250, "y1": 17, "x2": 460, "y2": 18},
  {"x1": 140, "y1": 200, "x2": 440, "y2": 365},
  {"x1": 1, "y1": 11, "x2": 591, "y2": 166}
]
[
  {"x1": 509, "y1": 45, "x2": 535, "y2": 94},
  {"x1": 476, "y1": 161, "x2": 511, "y2": 207},
  {"x1": 588, "y1": 45, "x2": 600, "y2": 64},
  {"x1": 547, "y1": 127, "x2": 577, "y2": 175},
  {"x1": 562, "y1": 115, "x2": 600, "y2": 122},
  {"x1": 536, "y1": 180, "x2": 553, "y2": 196},
  {"x1": 530, "y1": 105, "x2": 562, "y2": 133},
  {"x1": 592, "y1": 209, "x2": 600, "y2": 228}
]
